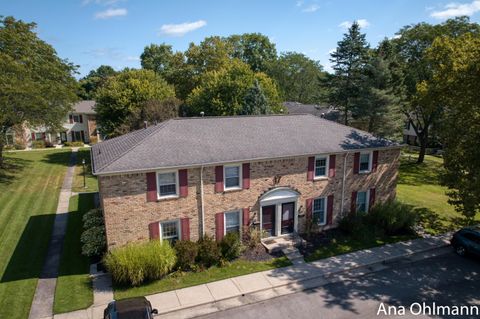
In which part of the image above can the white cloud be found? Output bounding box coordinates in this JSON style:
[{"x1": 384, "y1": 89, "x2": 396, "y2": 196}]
[
  {"x1": 95, "y1": 8, "x2": 127, "y2": 19},
  {"x1": 430, "y1": 0, "x2": 480, "y2": 19},
  {"x1": 296, "y1": 0, "x2": 304, "y2": 7},
  {"x1": 125, "y1": 56, "x2": 140, "y2": 61},
  {"x1": 83, "y1": 0, "x2": 124, "y2": 6},
  {"x1": 339, "y1": 19, "x2": 370, "y2": 29},
  {"x1": 302, "y1": 4, "x2": 320, "y2": 12},
  {"x1": 159, "y1": 20, "x2": 207, "y2": 37}
]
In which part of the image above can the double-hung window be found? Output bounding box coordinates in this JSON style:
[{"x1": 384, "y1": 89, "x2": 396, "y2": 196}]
[
  {"x1": 160, "y1": 220, "x2": 180, "y2": 243},
  {"x1": 157, "y1": 171, "x2": 178, "y2": 198},
  {"x1": 225, "y1": 211, "x2": 241, "y2": 234},
  {"x1": 314, "y1": 156, "x2": 328, "y2": 178},
  {"x1": 224, "y1": 165, "x2": 241, "y2": 190},
  {"x1": 73, "y1": 115, "x2": 80, "y2": 123},
  {"x1": 35, "y1": 133, "x2": 43, "y2": 140},
  {"x1": 356, "y1": 191, "x2": 369, "y2": 213},
  {"x1": 359, "y1": 153, "x2": 371, "y2": 173},
  {"x1": 312, "y1": 197, "x2": 327, "y2": 225}
]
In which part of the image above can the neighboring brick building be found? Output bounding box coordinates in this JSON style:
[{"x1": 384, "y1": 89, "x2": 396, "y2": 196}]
[{"x1": 91, "y1": 114, "x2": 401, "y2": 249}]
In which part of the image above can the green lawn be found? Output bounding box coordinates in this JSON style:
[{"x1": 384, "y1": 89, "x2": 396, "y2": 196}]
[
  {"x1": 53, "y1": 193, "x2": 95, "y2": 314},
  {"x1": 397, "y1": 153, "x2": 479, "y2": 234},
  {"x1": 114, "y1": 257, "x2": 291, "y2": 300},
  {"x1": 0, "y1": 149, "x2": 71, "y2": 319},
  {"x1": 71, "y1": 148, "x2": 98, "y2": 193}
]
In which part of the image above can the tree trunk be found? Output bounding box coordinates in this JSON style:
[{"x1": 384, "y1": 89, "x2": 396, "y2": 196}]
[
  {"x1": 0, "y1": 142, "x2": 4, "y2": 168},
  {"x1": 417, "y1": 129, "x2": 428, "y2": 164}
]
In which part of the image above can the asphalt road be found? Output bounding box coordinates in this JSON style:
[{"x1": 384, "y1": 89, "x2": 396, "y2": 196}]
[{"x1": 199, "y1": 251, "x2": 480, "y2": 319}]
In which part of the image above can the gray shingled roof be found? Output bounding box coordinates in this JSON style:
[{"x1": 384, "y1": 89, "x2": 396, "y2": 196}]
[
  {"x1": 283, "y1": 101, "x2": 340, "y2": 122},
  {"x1": 91, "y1": 114, "x2": 399, "y2": 175},
  {"x1": 73, "y1": 100, "x2": 96, "y2": 114}
]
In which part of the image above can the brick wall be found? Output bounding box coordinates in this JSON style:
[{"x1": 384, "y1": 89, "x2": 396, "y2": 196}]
[{"x1": 99, "y1": 148, "x2": 400, "y2": 249}]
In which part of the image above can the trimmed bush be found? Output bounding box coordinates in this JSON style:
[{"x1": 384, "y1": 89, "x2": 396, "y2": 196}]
[
  {"x1": 64, "y1": 141, "x2": 84, "y2": 147},
  {"x1": 366, "y1": 200, "x2": 417, "y2": 235},
  {"x1": 196, "y1": 235, "x2": 220, "y2": 268},
  {"x1": 220, "y1": 232, "x2": 244, "y2": 261},
  {"x1": 32, "y1": 140, "x2": 46, "y2": 149},
  {"x1": 81, "y1": 208, "x2": 106, "y2": 258},
  {"x1": 14, "y1": 143, "x2": 26, "y2": 150},
  {"x1": 104, "y1": 241, "x2": 177, "y2": 286},
  {"x1": 243, "y1": 227, "x2": 264, "y2": 249},
  {"x1": 174, "y1": 240, "x2": 198, "y2": 271}
]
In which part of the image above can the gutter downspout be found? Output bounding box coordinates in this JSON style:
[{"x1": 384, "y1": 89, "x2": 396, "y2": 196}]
[
  {"x1": 200, "y1": 165, "x2": 205, "y2": 237},
  {"x1": 340, "y1": 152, "x2": 349, "y2": 215}
]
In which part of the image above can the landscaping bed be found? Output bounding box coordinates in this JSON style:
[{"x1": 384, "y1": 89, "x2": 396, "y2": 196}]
[{"x1": 71, "y1": 148, "x2": 98, "y2": 193}]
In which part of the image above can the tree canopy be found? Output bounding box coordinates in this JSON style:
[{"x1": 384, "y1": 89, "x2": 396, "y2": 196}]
[
  {"x1": 78, "y1": 65, "x2": 117, "y2": 100},
  {"x1": 95, "y1": 69, "x2": 176, "y2": 137},
  {"x1": 0, "y1": 16, "x2": 78, "y2": 164}
]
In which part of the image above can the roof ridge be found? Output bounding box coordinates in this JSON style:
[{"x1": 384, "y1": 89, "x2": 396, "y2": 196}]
[
  {"x1": 93, "y1": 120, "x2": 172, "y2": 173},
  {"x1": 170, "y1": 113, "x2": 313, "y2": 120}
]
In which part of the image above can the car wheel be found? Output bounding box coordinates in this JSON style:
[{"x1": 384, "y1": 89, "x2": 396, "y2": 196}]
[{"x1": 455, "y1": 245, "x2": 466, "y2": 256}]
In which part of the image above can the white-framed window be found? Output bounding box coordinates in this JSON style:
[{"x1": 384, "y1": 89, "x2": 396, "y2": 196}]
[
  {"x1": 5, "y1": 133, "x2": 14, "y2": 145},
  {"x1": 359, "y1": 152, "x2": 372, "y2": 173},
  {"x1": 225, "y1": 210, "x2": 241, "y2": 234},
  {"x1": 160, "y1": 220, "x2": 180, "y2": 243},
  {"x1": 73, "y1": 114, "x2": 80, "y2": 123},
  {"x1": 314, "y1": 155, "x2": 329, "y2": 178},
  {"x1": 224, "y1": 164, "x2": 242, "y2": 190},
  {"x1": 156, "y1": 170, "x2": 179, "y2": 198},
  {"x1": 356, "y1": 191, "x2": 369, "y2": 213},
  {"x1": 312, "y1": 197, "x2": 327, "y2": 225},
  {"x1": 35, "y1": 133, "x2": 43, "y2": 140}
]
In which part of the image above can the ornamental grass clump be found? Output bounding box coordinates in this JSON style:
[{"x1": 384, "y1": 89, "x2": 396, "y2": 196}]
[{"x1": 104, "y1": 240, "x2": 176, "y2": 286}]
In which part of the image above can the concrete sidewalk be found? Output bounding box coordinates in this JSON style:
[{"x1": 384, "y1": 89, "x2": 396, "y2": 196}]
[
  {"x1": 29, "y1": 149, "x2": 78, "y2": 319},
  {"x1": 54, "y1": 233, "x2": 451, "y2": 319}
]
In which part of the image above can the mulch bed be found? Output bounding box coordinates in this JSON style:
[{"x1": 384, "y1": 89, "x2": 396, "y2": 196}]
[
  {"x1": 297, "y1": 230, "x2": 336, "y2": 257},
  {"x1": 240, "y1": 244, "x2": 284, "y2": 262}
]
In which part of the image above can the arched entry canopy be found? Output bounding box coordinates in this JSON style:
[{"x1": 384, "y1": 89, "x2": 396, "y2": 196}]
[{"x1": 259, "y1": 187, "x2": 300, "y2": 237}]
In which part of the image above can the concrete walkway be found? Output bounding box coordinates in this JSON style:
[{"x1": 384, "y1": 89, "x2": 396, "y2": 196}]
[
  {"x1": 53, "y1": 233, "x2": 451, "y2": 319},
  {"x1": 29, "y1": 149, "x2": 78, "y2": 319}
]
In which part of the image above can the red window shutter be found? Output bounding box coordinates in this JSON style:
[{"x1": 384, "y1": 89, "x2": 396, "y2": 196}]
[
  {"x1": 180, "y1": 218, "x2": 190, "y2": 240},
  {"x1": 372, "y1": 151, "x2": 379, "y2": 172},
  {"x1": 369, "y1": 188, "x2": 376, "y2": 211},
  {"x1": 351, "y1": 191, "x2": 357, "y2": 214},
  {"x1": 149, "y1": 222, "x2": 160, "y2": 240},
  {"x1": 69, "y1": 114, "x2": 73, "y2": 124},
  {"x1": 31, "y1": 133, "x2": 35, "y2": 141},
  {"x1": 71, "y1": 131, "x2": 74, "y2": 142},
  {"x1": 329, "y1": 154, "x2": 336, "y2": 178},
  {"x1": 179, "y1": 169, "x2": 188, "y2": 197},
  {"x1": 80, "y1": 131, "x2": 85, "y2": 142},
  {"x1": 42, "y1": 132, "x2": 46, "y2": 140},
  {"x1": 79, "y1": 114, "x2": 83, "y2": 123},
  {"x1": 215, "y1": 212, "x2": 224, "y2": 241},
  {"x1": 353, "y1": 152, "x2": 360, "y2": 174},
  {"x1": 215, "y1": 166, "x2": 224, "y2": 193},
  {"x1": 146, "y1": 172, "x2": 157, "y2": 202},
  {"x1": 327, "y1": 195, "x2": 334, "y2": 225},
  {"x1": 306, "y1": 198, "x2": 313, "y2": 219},
  {"x1": 307, "y1": 156, "x2": 315, "y2": 181},
  {"x1": 242, "y1": 163, "x2": 250, "y2": 189},
  {"x1": 242, "y1": 208, "x2": 250, "y2": 227}
]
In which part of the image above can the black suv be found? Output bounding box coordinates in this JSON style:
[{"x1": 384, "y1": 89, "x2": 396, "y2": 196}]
[
  {"x1": 451, "y1": 226, "x2": 480, "y2": 257},
  {"x1": 104, "y1": 297, "x2": 158, "y2": 319}
]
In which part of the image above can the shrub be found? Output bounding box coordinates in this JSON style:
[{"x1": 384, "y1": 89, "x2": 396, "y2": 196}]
[
  {"x1": 4, "y1": 145, "x2": 14, "y2": 151},
  {"x1": 81, "y1": 208, "x2": 106, "y2": 258},
  {"x1": 32, "y1": 140, "x2": 46, "y2": 149},
  {"x1": 243, "y1": 227, "x2": 264, "y2": 249},
  {"x1": 219, "y1": 232, "x2": 244, "y2": 261},
  {"x1": 196, "y1": 235, "x2": 220, "y2": 268},
  {"x1": 366, "y1": 200, "x2": 417, "y2": 235},
  {"x1": 64, "y1": 141, "x2": 84, "y2": 147},
  {"x1": 104, "y1": 241, "x2": 177, "y2": 286},
  {"x1": 174, "y1": 240, "x2": 198, "y2": 271},
  {"x1": 89, "y1": 136, "x2": 98, "y2": 145},
  {"x1": 45, "y1": 140, "x2": 54, "y2": 148},
  {"x1": 14, "y1": 144, "x2": 26, "y2": 150},
  {"x1": 337, "y1": 213, "x2": 373, "y2": 240}
]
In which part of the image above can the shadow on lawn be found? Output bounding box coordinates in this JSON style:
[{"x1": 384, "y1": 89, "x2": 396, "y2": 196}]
[
  {"x1": 414, "y1": 206, "x2": 472, "y2": 235},
  {"x1": 397, "y1": 160, "x2": 443, "y2": 186},
  {"x1": 42, "y1": 149, "x2": 76, "y2": 167},
  {"x1": 0, "y1": 156, "x2": 31, "y2": 185},
  {"x1": 1, "y1": 193, "x2": 95, "y2": 283}
]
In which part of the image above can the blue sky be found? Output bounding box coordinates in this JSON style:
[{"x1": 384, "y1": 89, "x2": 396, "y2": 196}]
[{"x1": 3, "y1": 0, "x2": 480, "y2": 77}]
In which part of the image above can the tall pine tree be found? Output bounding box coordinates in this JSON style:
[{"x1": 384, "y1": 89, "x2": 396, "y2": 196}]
[
  {"x1": 241, "y1": 79, "x2": 270, "y2": 115},
  {"x1": 329, "y1": 22, "x2": 370, "y2": 125}
]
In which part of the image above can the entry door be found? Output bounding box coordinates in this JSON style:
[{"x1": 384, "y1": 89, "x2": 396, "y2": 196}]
[
  {"x1": 262, "y1": 205, "x2": 276, "y2": 237},
  {"x1": 281, "y1": 202, "x2": 295, "y2": 234}
]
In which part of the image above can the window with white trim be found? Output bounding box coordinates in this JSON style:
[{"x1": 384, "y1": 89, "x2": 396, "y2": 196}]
[
  {"x1": 225, "y1": 211, "x2": 241, "y2": 234},
  {"x1": 73, "y1": 114, "x2": 80, "y2": 123},
  {"x1": 157, "y1": 171, "x2": 178, "y2": 198},
  {"x1": 313, "y1": 197, "x2": 327, "y2": 225},
  {"x1": 224, "y1": 165, "x2": 241, "y2": 190},
  {"x1": 359, "y1": 153, "x2": 371, "y2": 173},
  {"x1": 314, "y1": 156, "x2": 328, "y2": 178},
  {"x1": 5, "y1": 133, "x2": 14, "y2": 145},
  {"x1": 35, "y1": 133, "x2": 43, "y2": 140},
  {"x1": 160, "y1": 220, "x2": 180, "y2": 243},
  {"x1": 356, "y1": 191, "x2": 369, "y2": 213}
]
